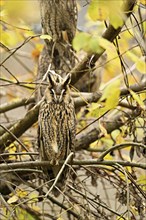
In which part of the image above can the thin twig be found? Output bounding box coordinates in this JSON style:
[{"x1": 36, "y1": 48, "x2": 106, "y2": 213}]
[
  {"x1": 68, "y1": 184, "x2": 126, "y2": 219},
  {"x1": 0, "y1": 169, "x2": 42, "y2": 174},
  {"x1": 0, "y1": 35, "x2": 40, "y2": 66},
  {"x1": 116, "y1": 164, "x2": 130, "y2": 219},
  {"x1": 98, "y1": 142, "x2": 146, "y2": 161},
  {"x1": 0, "y1": 152, "x2": 38, "y2": 157},
  {"x1": 0, "y1": 124, "x2": 35, "y2": 161},
  {"x1": 44, "y1": 152, "x2": 74, "y2": 197}
]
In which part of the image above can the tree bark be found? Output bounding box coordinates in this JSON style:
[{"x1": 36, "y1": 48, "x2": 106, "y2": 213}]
[{"x1": 36, "y1": 0, "x2": 77, "y2": 101}]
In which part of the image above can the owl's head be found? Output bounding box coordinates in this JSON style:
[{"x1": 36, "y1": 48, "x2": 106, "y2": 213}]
[{"x1": 45, "y1": 72, "x2": 71, "y2": 104}]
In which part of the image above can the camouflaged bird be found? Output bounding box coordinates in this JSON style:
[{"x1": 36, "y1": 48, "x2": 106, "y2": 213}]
[{"x1": 38, "y1": 72, "x2": 76, "y2": 196}]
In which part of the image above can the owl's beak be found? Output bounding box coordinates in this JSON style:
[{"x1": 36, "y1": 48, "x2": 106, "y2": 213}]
[{"x1": 55, "y1": 95, "x2": 63, "y2": 104}]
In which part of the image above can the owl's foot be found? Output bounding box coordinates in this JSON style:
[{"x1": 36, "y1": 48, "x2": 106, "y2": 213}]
[{"x1": 50, "y1": 159, "x2": 59, "y2": 165}]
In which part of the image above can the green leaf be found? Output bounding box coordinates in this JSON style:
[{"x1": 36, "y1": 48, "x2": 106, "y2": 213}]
[
  {"x1": 89, "y1": 37, "x2": 104, "y2": 53},
  {"x1": 72, "y1": 32, "x2": 91, "y2": 52},
  {"x1": 73, "y1": 33, "x2": 104, "y2": 53}
]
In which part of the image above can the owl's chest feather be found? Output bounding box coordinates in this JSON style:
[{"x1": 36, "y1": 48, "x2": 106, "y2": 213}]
[{"x1": 40, "y1": 102, "x2": 71, "y2": 150}]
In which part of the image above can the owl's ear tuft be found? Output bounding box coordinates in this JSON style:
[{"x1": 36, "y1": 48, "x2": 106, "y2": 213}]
[
  {"x1": 63, "y1": 73, "x2": 71, "y2": 88},
  {"x1": 48, "y1": 73, "x2": 55, "y2": 87}
]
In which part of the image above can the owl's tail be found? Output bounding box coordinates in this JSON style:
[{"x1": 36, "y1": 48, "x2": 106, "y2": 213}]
[{"x1": 48, "y1": 165, "x2": 70, "y2": 197}]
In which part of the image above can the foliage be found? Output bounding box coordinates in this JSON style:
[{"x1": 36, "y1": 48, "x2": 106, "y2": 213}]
[{"x1": 0, "y1": 0, "x2": 146, "y2": 220}]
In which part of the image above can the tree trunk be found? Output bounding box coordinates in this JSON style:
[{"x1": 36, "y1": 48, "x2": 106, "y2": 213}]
[{"x1": 36, "y1": 0, "x2": 77, "y2": 101}]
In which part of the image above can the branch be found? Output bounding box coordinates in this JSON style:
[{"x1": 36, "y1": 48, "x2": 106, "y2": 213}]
[
  {"x1": 71, "y1": 0, "x2": 136, "y2": 84},
  {"x1": 74, "y1": 80, "x2": 146, "y2": 108},
  {"x1": 0, "y1": 97, "x2": 35, "y2": 113},
  {"x1": 0, "y1": 124, "x2": 35, "y2": 161},
  {"x1": 98, "y1": 142, "x2": 146, "y2": 161},
  {"x1": 0, "y1": 79, "x2": 145, "y2": 114},
  {"x1": 67, "y1": 185, "x2": 126, "y2": 219},
  {"x1": 0, "y1": 35, "x2": 40, "y2": 66},
  {"x1": 120, "y1": 79, "x2": 146, "y2": 96},
  {"x1": 0, "y1": 79, "x2": 145, "y2": 150},
  {"x1": 76, "y1": 108, "x2": 142, "y2": 151},
  {"x1": 0, "y1": 103, "x2": 39, "y2": 152},
  {"x1": 0, "y1": 159, "x2": 145, "y2": 171}
]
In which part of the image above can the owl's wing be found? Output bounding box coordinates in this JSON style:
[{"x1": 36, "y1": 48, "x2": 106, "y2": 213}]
[
  {"x1": 68, "y1": 108, "x2": 76, "y2": 153},
  {"x1": 38, "y1": 122, "x2": 46, "y2": 161}
]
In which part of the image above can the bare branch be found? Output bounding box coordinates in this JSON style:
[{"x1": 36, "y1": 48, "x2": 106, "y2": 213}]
[
  {"x1": 76, "y1": 108, "x2": 142, "y2": 151},
  {"x1": 0, "y1": 159, "x2": 145, "y2": 171},
  {"x1": 0, "y1": 124, "x2": 35, "y2": 161},
  {"x1": 0, "y1": 103, "x2": 39, "y2": 152},
  {"x1": 0, "y1": 98, "x2": 35, "y2": 113},
  {"x1": 0, "y1": 35, "x2": 40, "y2": 66},
  {"x1": 98, "y1": 142, "x2": 146, "y2": 161}
]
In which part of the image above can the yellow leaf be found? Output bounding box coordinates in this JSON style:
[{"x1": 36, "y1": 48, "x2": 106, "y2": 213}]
[
  {"x1": 136, "y1": 57, "x2": 146, "y2": 74},
  {"x1": 111, "y1": 130, "x2": 124, "y2": 144},
  {"x1": 129, "y1": 90, "x2": 145, "y2": 110},
  {"x1": 88, "y1": 0, "x2": 124, "y2": 28},
  {"x1": 1, "y1": 29, "x2": 21, "y2": 47},
  {"x1": 0, "y1": 1, "x2": 5, "y2": 6},
  {"x1": 40, "y1": 34, "x2": 52, "y2": 41},
  {"x1": 142, "y1": 21, "x2": 146, "y2": 34},
  {"x1": 109, "y1": 8, "x2": 124, "y2": 29},
  {"x1": 139, "y1": 0, "x2": 146, "y2": 5},
  {"x1": 116, "y1": 217, "x2": 127, "y2": 220},
  {"x1": 98, "y1": 38, "x2": 113, "y2": 50},
  {"x1": 5, "y1": 144, "x2": 17, "y2": 160},
  {"x1": 99, "y1": 38, "x2": 120, "y2": 67},
  {"x1": 104, "y1": 153, "x2": 113, "y2": 161},
  {"x1": 88, "y1": 103, "x2": 108, "y2": 118},
  {"x1": 17, "y1": 189, "x2": 28, "y2": 198},
  {"x1": 7, "y1": 195, "x2": 18, "y2": 204},
  {"x1": 126, "y1": 52, "x2": 146, "y2": 74},
  {"x1": 88, "y1": 0, "x2": 108, "y2": 21},
  {"x1": 28, "y1": 192, "x2": 39, "y2": 203},
  {"x1": 100, "y1": 80, "x2": 121, "y2": 109},
  {"x1": 88, "y1": 80, "x2": 120, "y2": 118}
]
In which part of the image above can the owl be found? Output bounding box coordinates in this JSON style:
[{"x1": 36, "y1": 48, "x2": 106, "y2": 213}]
[{"x1": 38, "y1": 72, "x2": 76, "y2": 196}]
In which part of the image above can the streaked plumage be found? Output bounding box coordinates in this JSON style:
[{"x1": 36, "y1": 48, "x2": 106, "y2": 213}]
[{"x1": 38, "y1": 72, "x2": 76, "y2": 196}]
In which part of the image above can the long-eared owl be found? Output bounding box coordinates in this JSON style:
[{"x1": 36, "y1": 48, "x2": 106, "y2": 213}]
[{"x1": 38, "y1": 72, "x2": 76, "y2": 196}]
